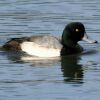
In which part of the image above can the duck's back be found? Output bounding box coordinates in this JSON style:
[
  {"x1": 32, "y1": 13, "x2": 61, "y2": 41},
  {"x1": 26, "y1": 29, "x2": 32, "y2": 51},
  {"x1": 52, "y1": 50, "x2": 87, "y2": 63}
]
[
  {"x1": 20, "y1": 35, "x2": 62, "y2": 57},
  {"x1": 3, "y1": 35, "x2": 62, "y2": 55},
  {"x1": 29, "y1": 35, "x2": 62, "y2": 49}
]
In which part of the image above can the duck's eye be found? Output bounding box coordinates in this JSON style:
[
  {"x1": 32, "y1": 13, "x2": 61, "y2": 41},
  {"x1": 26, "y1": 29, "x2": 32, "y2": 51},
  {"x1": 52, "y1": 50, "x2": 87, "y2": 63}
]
[{"x1": 75, "y1": 28, "x2": 79, "y2": 32}]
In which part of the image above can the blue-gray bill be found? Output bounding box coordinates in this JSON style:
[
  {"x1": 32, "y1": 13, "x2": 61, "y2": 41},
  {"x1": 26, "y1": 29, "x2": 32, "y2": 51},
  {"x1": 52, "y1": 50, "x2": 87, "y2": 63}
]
[{"x1": 82, "y1": 33, "x2": 98, "y2": 43}]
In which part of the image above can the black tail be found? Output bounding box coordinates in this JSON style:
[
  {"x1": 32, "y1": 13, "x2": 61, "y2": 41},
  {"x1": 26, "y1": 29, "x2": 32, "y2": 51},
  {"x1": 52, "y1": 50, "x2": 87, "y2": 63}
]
[{"x1": 2, "y1": 37, "x2": 29, "y2": 51}]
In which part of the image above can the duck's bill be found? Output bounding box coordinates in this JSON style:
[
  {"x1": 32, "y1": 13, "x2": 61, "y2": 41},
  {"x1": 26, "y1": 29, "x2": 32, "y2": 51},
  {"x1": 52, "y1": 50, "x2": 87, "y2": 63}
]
[{"x1": 82, "y1": 34, "x2": 98, "y2": 43}]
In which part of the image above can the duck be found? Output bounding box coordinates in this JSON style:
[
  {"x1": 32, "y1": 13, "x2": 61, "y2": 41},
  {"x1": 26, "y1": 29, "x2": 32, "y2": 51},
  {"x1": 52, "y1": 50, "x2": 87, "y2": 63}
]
[{"x1": 2, "y1": 22, "x2": 97, "y2": 57}]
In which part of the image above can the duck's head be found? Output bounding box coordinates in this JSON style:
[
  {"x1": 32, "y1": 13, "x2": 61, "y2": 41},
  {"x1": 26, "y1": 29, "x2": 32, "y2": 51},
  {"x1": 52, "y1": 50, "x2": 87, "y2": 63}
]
[{"x1": 62, "y1": 22, "x2": 97, "y2": 48}]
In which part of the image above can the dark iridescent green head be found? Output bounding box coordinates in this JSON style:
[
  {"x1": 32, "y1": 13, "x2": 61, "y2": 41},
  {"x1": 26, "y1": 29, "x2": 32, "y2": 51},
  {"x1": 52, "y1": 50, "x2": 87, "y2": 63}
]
[{"x1": 62, "y1": 22, "x2": 85, "y2": 47}]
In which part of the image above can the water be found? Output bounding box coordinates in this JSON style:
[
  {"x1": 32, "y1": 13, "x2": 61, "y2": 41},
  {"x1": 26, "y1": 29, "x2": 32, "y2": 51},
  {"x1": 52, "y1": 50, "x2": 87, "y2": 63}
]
[{"x1": 0, "y1": 0, "x2": 100, "y2": 100}]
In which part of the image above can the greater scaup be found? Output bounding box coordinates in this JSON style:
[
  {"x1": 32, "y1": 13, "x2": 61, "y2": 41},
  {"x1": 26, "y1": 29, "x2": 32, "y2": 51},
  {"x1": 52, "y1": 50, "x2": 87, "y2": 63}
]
[{"x1": 3, "y1": 22, "x2": 97, "y2": 57}]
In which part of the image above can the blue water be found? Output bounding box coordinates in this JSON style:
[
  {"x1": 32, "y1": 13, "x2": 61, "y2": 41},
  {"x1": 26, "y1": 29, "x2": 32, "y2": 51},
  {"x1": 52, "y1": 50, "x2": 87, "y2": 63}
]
[{"x1": 0, "y1": 0, "x2": 100, "y2": 100}]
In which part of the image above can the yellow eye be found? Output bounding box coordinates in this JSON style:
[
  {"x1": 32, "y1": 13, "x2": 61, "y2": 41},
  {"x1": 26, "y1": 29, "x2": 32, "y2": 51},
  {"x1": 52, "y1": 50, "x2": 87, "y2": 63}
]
[{"x1": 75, "y1": 29, "x2": 79, "y2": 32}]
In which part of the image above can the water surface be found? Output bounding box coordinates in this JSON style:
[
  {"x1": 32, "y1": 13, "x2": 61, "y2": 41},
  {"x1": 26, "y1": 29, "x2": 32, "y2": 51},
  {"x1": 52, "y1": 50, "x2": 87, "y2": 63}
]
[{"x1": 0, "y1": 0, "x2": 100, "y2": 100}]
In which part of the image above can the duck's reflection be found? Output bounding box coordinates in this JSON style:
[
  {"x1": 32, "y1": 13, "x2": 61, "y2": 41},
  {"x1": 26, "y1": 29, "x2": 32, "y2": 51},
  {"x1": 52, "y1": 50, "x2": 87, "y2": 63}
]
[
  {"x1": 2, "y1": 51, "x2": 84, "y2": 83},
  {"x1": 61, "y1": 55, "x2": 83, "y2": 83},
  {"x1": 3, "y1": 51, "x2": 25, "y2": 63},
  {"x1": 3, "y1": 51, "x2": 60, "y2": 65}
]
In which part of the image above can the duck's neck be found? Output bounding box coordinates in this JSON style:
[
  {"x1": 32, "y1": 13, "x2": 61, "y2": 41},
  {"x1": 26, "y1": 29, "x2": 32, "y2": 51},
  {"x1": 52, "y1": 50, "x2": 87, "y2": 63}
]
[
  {"x1": 62, "y1": 39, "x2": 77, "y2": 49},
  {"x1": 61, "y1": 40, "x2": 83, "y2": 56}
]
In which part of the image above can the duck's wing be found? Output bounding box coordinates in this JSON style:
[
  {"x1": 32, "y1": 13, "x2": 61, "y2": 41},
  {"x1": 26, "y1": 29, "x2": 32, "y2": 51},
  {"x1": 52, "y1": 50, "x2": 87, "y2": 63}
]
[
  {"x1": 21, "y1": 35, "x2": 62, "y2": 57},
  {"x1": 29, "y1": 35, "x2": 62, "y2": 49},
  {"x1": 3, "y1": 35, "x2": 62, "y2": 50}
]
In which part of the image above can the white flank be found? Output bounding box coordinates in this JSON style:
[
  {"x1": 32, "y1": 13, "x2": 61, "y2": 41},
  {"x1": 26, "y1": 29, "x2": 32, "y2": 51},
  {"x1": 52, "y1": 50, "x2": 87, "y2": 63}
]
[{"x1": 20, "y1": 42, "x2": 60, "y2": 57}]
